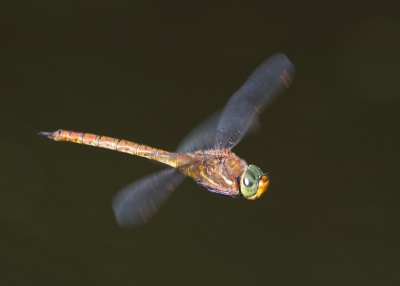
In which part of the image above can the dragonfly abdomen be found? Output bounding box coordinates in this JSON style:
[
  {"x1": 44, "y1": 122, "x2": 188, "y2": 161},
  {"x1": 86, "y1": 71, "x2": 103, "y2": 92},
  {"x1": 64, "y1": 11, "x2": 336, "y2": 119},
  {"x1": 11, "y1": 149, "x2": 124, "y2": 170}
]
[{"x1": 39, "y1": 129, "x2": 181, "y2": 167}]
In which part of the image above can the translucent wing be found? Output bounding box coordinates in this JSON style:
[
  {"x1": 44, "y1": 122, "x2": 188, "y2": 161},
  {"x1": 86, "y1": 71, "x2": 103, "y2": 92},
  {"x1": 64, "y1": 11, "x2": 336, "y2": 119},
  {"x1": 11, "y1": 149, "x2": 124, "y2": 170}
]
[
  {"x1": 177, "y1": 110, "x2": 261, "y2": 153},
  {"x1": 112, "y1": 168, "x2": 186, "y2": 228},
  {"x1": 215, "y1": 53, "x2": 295, "y2": 150},
  {"x1": 176, "y1": 111, "x2": 222, "y2": 153}
]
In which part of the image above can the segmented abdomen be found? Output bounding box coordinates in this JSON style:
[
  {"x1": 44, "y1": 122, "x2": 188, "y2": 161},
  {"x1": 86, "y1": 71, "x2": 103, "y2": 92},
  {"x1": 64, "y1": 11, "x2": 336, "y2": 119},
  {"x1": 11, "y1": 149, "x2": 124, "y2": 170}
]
[{"x1": 39, "y1": 129, "x2": 187, "y2": 168}]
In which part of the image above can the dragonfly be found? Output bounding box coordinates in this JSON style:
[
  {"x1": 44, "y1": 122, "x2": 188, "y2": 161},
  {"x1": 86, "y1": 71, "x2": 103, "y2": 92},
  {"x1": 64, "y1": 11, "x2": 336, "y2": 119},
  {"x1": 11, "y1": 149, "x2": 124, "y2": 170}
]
[{"x1": 39, "y1": 53, "x2": 294, "y2": 227}]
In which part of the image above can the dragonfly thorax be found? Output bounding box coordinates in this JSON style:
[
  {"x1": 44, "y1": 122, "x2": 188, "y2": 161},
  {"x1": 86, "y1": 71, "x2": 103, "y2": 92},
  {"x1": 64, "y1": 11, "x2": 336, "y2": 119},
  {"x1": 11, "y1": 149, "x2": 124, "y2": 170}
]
[{"x1": 179, "y1": 149, "x2": 247, "y2": 197}]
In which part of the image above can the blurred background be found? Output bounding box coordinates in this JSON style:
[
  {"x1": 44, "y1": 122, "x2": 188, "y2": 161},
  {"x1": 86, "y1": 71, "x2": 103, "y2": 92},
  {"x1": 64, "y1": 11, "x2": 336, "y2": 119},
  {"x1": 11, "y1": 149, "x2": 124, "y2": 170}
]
[{"x1": 1, "y1": 1, "x2": 399, "y2": 285}]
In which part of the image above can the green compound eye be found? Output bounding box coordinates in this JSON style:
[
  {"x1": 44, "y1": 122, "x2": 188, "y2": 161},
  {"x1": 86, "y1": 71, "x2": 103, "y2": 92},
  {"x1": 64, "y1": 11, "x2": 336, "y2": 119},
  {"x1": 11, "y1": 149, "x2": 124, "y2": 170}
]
[
  {"x1": 240, "y1": 165, "x2": 269, "y2": 200},
  {"x1": 240, "y1": 165, "x2": 262, "y2": 197}
]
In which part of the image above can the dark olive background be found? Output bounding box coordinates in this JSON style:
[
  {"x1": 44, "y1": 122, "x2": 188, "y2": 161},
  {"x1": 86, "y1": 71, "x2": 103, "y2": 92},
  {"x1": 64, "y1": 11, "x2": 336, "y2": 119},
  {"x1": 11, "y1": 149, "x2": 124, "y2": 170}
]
[{"x1": 1, "y1": 1, "x2": 399, "y2": 285}]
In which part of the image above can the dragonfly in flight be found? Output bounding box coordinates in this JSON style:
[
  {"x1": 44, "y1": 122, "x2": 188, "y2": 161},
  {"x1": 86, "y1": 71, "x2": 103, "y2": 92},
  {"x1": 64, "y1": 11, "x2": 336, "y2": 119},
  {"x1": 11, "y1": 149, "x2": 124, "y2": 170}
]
[{"x1": 40, "y1": 53, "x2": 294, "y2": 227}]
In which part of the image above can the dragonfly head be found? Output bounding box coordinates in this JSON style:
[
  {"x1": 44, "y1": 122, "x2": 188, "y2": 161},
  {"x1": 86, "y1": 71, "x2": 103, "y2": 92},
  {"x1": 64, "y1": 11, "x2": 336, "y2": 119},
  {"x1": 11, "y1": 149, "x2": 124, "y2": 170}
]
[{"x1": 240, "y1": 165, "x2": 269, "y2": 200}]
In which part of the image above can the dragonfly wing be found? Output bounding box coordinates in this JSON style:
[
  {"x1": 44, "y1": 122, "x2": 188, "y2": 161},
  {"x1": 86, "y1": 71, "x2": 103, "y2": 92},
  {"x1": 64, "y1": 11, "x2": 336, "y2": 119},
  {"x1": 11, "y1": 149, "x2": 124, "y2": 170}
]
[
  {"x1": 214, "y1": 53, "x2": 295, "y2": 150},
  {"x1": 112, "y1": 168, "x2": 186, "y2": 227},
  {"x1": 176, "y1": 110, "x2": 222, "y2": 153},
  {"x1": 177, "y1": 108, "x2": 261, "y2": 153}
]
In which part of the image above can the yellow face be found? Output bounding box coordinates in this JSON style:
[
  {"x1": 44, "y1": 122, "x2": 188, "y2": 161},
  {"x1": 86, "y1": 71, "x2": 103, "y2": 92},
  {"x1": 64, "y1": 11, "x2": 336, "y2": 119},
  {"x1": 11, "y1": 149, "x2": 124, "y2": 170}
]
[{"x1": 240, "y1": 165, "x2": 269, "y2": 200}]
